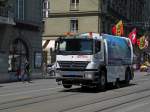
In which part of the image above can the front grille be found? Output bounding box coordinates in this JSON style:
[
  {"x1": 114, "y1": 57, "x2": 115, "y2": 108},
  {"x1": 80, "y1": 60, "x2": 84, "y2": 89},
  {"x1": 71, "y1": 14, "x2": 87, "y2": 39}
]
[
  {"x1": 62, "y1": 75, "x2": 83, "y2": 78},
  {"x1": 58, "y1": 61, "x2": 89, "y2": 70}
]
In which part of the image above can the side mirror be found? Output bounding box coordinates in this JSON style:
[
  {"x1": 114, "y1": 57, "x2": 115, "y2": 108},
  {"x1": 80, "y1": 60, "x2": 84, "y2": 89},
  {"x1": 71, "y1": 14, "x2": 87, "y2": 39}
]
[{"x1": 54, "y1": 40, "x2": 58, "y2": 53}]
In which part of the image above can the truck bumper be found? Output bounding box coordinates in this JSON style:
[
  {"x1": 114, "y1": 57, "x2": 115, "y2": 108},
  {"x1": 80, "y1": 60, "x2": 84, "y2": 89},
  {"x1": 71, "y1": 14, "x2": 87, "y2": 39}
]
[{"x1": 55, "y1": 70, "x2": 99, "y2": 85}]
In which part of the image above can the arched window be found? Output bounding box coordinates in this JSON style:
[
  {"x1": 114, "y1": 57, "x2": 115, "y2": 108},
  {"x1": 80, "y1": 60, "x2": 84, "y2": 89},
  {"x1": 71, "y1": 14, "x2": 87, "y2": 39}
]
[{"x1": 8, "y1": 39, "x2": 28, "y2": 72}]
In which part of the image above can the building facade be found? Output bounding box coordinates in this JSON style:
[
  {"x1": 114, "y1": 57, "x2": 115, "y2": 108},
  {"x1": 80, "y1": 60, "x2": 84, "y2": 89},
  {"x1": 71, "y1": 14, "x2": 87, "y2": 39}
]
[
  {"x1": 139, "y1": 0, "x2": 150, "y2": 63},
  {"x1": 42, "y1": 0, "x2": 146, "y2": 63},
  {"x1": 0, "y1": 0, "x2": 43, "y2": 82}
]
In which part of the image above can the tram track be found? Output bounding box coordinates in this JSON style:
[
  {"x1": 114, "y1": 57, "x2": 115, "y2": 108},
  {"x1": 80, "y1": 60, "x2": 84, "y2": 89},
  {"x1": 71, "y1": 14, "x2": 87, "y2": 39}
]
[
  {"x1": 61, "y1": 87, "x2": 150, "y2": 112},
  {"x1": 94, "y1": 94, "x2": 150, "y2": 112},
  {"x1": 0, "y1": 88, "x2": 81, "y2": 111},
  {"x1": 0, "y1": 85, "x2": 149, "y2": 111},
  {"x1": 1, "y1": 79, "x2": 150, "y2": 111}
]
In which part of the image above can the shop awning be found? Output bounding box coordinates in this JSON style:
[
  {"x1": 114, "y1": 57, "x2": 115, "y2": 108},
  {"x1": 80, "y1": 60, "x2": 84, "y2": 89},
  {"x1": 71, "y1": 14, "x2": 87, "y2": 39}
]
[{"x1": 42, "y1": 40, "x2": 55, "y2": 50}]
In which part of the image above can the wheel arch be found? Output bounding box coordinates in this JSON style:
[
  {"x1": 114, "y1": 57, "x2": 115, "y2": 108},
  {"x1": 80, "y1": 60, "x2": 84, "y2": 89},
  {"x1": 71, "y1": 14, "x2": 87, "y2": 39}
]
[{"x1": 99, "y1": 65, "x2": 107, "y2": 74}]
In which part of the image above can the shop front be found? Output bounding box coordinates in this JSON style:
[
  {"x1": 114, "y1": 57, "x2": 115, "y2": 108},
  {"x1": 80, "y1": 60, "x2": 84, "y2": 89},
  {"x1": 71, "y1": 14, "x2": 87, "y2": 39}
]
[
  {"x1": 42, "y1": 40, "x2": 55, "y2": 64},
  {"x1": 8, "y1": 38, "x2": 29, "y2": 80}
]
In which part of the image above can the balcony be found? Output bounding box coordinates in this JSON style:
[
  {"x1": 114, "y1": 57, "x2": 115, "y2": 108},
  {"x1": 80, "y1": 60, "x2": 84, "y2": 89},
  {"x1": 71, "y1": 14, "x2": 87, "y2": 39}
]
[{"x1": 0, "y1": 6, "x2": 15, "y2": 25}]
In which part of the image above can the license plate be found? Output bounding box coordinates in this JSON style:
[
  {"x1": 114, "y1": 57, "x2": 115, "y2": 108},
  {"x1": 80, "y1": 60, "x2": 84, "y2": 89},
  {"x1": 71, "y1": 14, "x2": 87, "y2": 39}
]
[
  {"x1": 65, "y1": 71, "x2": 78, "y2": 75},
  {"x1": 62, "y1": 71, "x2": 81, "y2": 77}
]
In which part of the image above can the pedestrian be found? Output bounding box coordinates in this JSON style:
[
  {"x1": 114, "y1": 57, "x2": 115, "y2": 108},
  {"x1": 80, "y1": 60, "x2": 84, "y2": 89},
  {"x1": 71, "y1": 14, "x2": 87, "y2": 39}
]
[
  {"x1": 22, "y1": 61, "x2": 31, "y2": 83},
  {"x1": 42, "y1": 62, "x2": 47, "y2": 78},
  {"x1": 147, "y1": 66, "x2": 150, "y2": 74},
  {"x1": 16, "y1": 67, "x2": 21, "y2": 81},
  {"x1": 21, "y1": 62, "x2": 25, "y2": 82},
  {"x1": 26, "y1": 62, "x2": 31, "y2": 82}
]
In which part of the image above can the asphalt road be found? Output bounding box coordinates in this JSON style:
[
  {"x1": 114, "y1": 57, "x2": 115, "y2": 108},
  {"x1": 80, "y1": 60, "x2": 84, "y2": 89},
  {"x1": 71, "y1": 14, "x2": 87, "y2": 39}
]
[{"x1": 0, "y1": 71, "x2": 150, "y2": 112}]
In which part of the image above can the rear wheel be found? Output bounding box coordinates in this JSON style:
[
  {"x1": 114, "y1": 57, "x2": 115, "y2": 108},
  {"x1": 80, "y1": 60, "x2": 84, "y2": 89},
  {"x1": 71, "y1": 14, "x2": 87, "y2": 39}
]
[
  {"x1": 81, "y1": 85, "x2": 89, "y2": 90},
  {"x1": 115, "y1": 78, "x2": 120, "y2": 88},
  {"x1": 125, "y1": 70, "x2": 131, "y2": 85},
  {"x1": 50, "y1": 70, "x2": 55, "y2": 76}
]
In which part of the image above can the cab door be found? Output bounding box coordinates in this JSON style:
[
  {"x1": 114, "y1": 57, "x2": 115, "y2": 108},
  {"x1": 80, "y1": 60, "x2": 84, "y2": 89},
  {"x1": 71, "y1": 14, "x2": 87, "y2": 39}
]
[{"x1": 93, "y1": 40, "x2": 104, "y2": 64}]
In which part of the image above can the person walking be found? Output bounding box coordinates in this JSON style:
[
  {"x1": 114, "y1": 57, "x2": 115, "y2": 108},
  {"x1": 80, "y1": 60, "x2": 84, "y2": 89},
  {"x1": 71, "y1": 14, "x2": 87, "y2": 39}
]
[
  {"x1": 21, "y1": 60, "x2": 32, "y2": 83},
  {"x1": 16, "y1": 67, "x2": 21, "y2": 81},
  {"x1": 25, "y1": 60, "x2": 32, "y2": 83},
  {"x1": 21, "y1": 62, "x2": 25, "y2": 82}
]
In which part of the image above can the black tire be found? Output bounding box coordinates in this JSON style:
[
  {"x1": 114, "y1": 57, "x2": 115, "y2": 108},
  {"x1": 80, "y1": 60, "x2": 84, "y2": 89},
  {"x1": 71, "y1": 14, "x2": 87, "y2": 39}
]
[
  {"x1": 125, "y1": 70, "x2": 131, "y2": 85},
  {"x1": 50, "y1": 70, "x2": 55, "y2": 76},
  {"x1": 115, "y1": 79, "x2": 120, "y2": 88},
  {"x1": 62, "y1": 80, "x2": 72, "y2": 88},
  {"x1": 96, "y1": 71, "x2": 107, "y2": 91},
  {"x1": 81, "y1": 85, "x2": 89, "y2": 90},
  {"x1": 63, "y1": 84, "x2": 72, "y2": 88}
]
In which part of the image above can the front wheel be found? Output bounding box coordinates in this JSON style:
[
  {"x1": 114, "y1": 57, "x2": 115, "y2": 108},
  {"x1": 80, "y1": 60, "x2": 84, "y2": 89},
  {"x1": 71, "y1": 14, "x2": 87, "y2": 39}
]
[
  {"x1": 96, "y1": 71, "x2": 107, "y2": 91},
  {"x1": 62, "y1": 80, "x2": 72, "y2": 88},
  {"x1": 63, "y1": 84, "x2": 72, "y2": 88}
]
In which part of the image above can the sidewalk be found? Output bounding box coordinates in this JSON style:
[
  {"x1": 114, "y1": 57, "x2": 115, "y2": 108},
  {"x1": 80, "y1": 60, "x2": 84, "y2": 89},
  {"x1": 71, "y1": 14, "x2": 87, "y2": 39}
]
[
  {"x1": 0, "y1": 72, "x2": 55, "y2": 84},
  {"x1": 134, "y1": 70, "x2": 147, "y2": 75},
  {"x1": 133, "y1": 70, "x2": 148, "y2": 80},
  {"x1": 1, "y1": 71, "x2": 148, "y2": 84}
]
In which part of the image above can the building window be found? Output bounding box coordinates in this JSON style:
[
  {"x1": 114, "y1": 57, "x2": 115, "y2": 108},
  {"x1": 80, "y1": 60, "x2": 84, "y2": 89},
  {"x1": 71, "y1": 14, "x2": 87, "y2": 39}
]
[
  {"x1": 16, "y1": 0, "x2": 24, "y2": 20},
  {"x1": 70, "y1": 0, "x2": 79, "y2": 11},
  {"x1": 70, "y1": 18, "x2": 78, "y2": 33},
  {"x1": 43, "y1": 0, "x2": 50, "y2": 18}
]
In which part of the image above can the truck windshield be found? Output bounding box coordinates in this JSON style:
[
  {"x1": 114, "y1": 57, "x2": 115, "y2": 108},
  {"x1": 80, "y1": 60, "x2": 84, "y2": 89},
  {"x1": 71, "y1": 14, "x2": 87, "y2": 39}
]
[{"x1": 57, "y1": 39, "x2": 93, "y2": 54}]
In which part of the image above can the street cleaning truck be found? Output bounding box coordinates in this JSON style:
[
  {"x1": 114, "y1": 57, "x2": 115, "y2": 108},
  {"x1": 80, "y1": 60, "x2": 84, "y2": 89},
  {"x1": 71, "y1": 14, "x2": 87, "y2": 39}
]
[{"x1": 54, "y1": 33, "x2": 134, "y2": 90}]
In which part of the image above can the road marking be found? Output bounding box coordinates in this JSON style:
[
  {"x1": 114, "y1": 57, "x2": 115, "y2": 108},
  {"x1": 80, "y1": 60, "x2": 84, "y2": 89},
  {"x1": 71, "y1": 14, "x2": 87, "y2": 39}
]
[
  {"x1": 13, "y1": 96, "x2": 33, "y2": 101},
  {"x1": 115, "y1": 102, "x2": 150, "y2": 112},
  {"x1": 0, "y1": 87, "x2": 61, "y2": 97}
]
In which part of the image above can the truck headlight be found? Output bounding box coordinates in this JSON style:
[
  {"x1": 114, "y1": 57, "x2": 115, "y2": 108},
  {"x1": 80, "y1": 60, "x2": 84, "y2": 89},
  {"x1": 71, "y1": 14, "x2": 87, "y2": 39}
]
[{"x1": 84, "y1": 73, "x2": 93, "y2": 79}]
